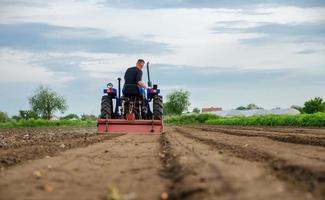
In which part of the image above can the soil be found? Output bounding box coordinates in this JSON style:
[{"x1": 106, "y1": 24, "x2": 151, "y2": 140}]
[
  {"x1": 0, "y1": 127, "x2": 121, "y2": 168},
  {"x1": 0, "y1": 125, "x2": 324, "y2": 200}
]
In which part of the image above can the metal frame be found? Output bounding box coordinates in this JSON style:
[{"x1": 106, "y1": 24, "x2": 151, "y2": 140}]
[{"x1": 97, "y1": 119, "x2": 163, "y2": 134}]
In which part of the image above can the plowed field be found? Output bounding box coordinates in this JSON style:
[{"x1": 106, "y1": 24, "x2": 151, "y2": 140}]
[{"x1": 1, "y1": 125, "x2": 324, "y2": 200}]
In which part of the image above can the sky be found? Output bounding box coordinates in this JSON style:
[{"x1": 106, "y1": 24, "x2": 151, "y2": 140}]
[{"x1": 0, "y1": 0, "x2": 325, "y2": 116}]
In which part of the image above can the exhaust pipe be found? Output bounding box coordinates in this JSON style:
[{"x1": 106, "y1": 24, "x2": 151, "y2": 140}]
[
  {"x1": 147, "y1": 62, "x2": 152, "y2": 88},
  {"x1": 118, "y1": 77, "x2": 121, "y2": 98}
]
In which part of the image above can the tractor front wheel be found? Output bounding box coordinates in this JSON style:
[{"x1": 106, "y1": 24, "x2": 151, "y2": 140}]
[{"x1": 153, "y1": 95, "x2": 163, "y2": 120}]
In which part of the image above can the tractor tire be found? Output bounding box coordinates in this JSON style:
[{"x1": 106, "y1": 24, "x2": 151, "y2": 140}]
[
  {"x1": 153, "y1": 95, "x2": 163, "y2": 120},
  {"x1": 134, "y1": 102, "x2": 141, "y2": 119},
  {"x1": 101, "y1": 96, "x2": 113, "y2": 119}
]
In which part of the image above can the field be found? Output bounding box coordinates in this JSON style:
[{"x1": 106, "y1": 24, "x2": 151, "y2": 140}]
[
  {"x1": 0, "y1": 125, "x2": 325, "y2": 200},
  {"x1": 0, "y1": 119, "x2": 96, "y2": 129},
  {"x1": 165, "y1": 113, "x2": 325, "y2": 127}
]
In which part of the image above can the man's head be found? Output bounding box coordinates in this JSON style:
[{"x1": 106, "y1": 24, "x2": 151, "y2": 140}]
[{"x1": 136, "y1": 59, "x2": 145, "y2": 70}]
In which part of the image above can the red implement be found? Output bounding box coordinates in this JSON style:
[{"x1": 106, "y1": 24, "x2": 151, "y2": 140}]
[{"x1": 97, "y1": 119, "x2": 163, "y2": 134}]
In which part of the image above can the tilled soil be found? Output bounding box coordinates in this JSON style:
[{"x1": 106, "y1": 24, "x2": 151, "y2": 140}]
[
  {"x1": 0, "y1": 127, "x2": 120, "y2": 168},
  {"x1": 0, "y1": 125, "x2": 325, "y2": 200}
]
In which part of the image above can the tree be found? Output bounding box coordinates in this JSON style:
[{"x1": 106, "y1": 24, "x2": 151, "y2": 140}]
[
  {"x1": 291, "y1": 105, "x2": 304, "y2": 113},
  {"x1": 19, "y1": 110, "x2": 39, "y2": 119},
  {"x1": 164, "y1": 90, "x2": 191, "y2": 115},
  {"x1": 236, "y1": 106, "x2": 247, "y2": 110},
  {"x1": 192, "y1": 107, "x2": 200, "y2": 113},
  {"x1": 61, "y1": 114, "x2": 79, "y2": 120},
  {"x1": 0, "y1": 112, "x2": 9, "y2": 123},
  {"x1": 247, "y1": 103, "x2": 259, "y2": 110},
  {"x1": 29, "y1": 86, "x2": 67, "y2": 120},
  {"x1": 303, "y1": 97, "x2": 325, "y2": 114},
  {"x1": 163, "y1": 102, "x2": 172, "y2": 115},
  {"x1": 11, "y1": 115, "x2": 21, "y2": 121},
  {"x1": 236, "y1": 104, "x2": 261, "y2": 110}
]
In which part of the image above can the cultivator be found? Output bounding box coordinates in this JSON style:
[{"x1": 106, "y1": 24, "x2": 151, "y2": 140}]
[
  {"x1": 97, "y1": 119, "x2": 163, "y2": 134},
  {"x1": 97, "y1": 62, "x2": 163, "y2": 134}
]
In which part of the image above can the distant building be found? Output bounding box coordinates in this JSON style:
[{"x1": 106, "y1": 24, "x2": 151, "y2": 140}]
[
  {"x1": 202, "y1": 107, "x2": 222, "y2": 113},
  {"x1": 269, "y1": 108, "x2": 300, "y2": 115}
]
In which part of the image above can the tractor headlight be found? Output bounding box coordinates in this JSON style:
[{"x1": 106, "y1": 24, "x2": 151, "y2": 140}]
[{"x1": 107, "y1": 83, "x2": 113, "y2": 89}]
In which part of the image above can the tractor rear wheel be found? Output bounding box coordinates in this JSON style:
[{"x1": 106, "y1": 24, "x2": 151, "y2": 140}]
[
  {"x1": 101, "y1": 96, "x2": 113, "y2": 119},
  {"x1": 153, "y1": 95, "x2": 163, "y2": 120}
]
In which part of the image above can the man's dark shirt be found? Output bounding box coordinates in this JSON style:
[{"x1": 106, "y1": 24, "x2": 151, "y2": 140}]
[{"x1": 123, "y1": 66, "x2": 143, "y2": 96}]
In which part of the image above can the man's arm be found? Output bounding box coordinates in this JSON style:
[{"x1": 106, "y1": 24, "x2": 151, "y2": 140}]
[
  {"x1": 138, "y1": 80, "x2": 148, "y2": 90},
  {"x1": 136, "y1": 70, "x2": 148, "y2": 89}
]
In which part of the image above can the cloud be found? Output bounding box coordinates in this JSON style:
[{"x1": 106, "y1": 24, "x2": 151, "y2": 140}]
[
  {"x1": 213, "y1": 22, "x2": 325, "y2": 44},
  {"x1": 0, "y1": 0, "x2": 46, "y2": 8},
  {"x1": 99, "y1": 0, "x2": 325, "y2": 9},
  {"x1": 150, "y1": 64, "x2": 323, "y2": 87},
  {"x1": 242, "y1": 23, "x2": 325, "y2": 44},
  {"x1": 296, "y1": 49, "x2": 319, "y2": 54},
  {"x1": 0, "y1": 49, "x2": 73, "y2": 84},
  {"x1": 0, "y1": 0, "x2": 325, "y2": 115},
  {"x1": 0, "y1": 23, "x2": 171, "y2": 54},
  {"x1": 149, "y1": 64, "x2": 325, "y2": 110},
  {"x1": 31, "y1": 51, "x2": 144, "y2": 80},
  {"x1": 3, "y1": 0, "x2": 325, "y2": 10}
]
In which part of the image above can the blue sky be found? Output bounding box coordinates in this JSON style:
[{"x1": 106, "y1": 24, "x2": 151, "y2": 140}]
[{"x1": 0, "y1": 0, "x2": 325, "y2": 116}]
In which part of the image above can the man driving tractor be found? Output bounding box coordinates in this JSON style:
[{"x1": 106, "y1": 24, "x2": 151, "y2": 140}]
[
  {"x1": 97, "y1": 59, "x2": 163, "y2": 133},
  {"x1": 122, "y1": 59, "x2": 148, "y2": 97}
]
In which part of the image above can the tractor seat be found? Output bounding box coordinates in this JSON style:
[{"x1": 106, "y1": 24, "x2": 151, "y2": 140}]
[
  {"x1": 121, "y1": 95, "x2": 144, "y2": 102},
  {"x1": 122, "y1": 84, "x2": 145, "y2": 99}
]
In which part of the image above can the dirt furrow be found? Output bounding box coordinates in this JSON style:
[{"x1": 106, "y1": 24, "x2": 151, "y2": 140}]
[
  {"x1": 188, "y1": 125, "x2": 325, "y2": 147},
  {"x1": 160, "y1": 127, "x2": 315, "y2": 200},
  {"x1": 0, "y1": 134, "x2": 166, "y2": 200},
  {"x1": 175, "y1": 127, "x2": 325, "y2": 198},
  {"x1": 159, "y1": 131, "x2": 236, "y2": 200},
  {"x1": 195, "y1": 125, "x2": 325, "y2": 136},
  {"x1": 1, "y1": 126, "x2": 324, "y2": 200},
  {"x1": 0, "y1": 128, "x2": 124, "y2": 168}
]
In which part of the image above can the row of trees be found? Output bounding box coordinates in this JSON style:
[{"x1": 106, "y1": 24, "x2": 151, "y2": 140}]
[
  {"x1": 235, "y1": 98, "x2": 325, "y2": 114},
  {"x1": 163, "y1": 89, "x2": 325, "y2": 116},
  {"x1": 0, "y1": 86, "x2": 97, "y2": 122},
  {"x1": 1, "y1": 86, "x2": 324, "y2": 121},
  {"x1": 1, "y1": 110, "x2": 97, "y2": 122}
]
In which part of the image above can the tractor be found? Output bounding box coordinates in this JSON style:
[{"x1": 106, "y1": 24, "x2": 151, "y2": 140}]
[{"x1": 97, "y1": 62, "x2": 163, "y2": 134}]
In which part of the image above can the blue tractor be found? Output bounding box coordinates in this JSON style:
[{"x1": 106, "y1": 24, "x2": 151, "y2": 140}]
[{"x1": 97, "y1": 62, "x2": 163, "y2": 134}]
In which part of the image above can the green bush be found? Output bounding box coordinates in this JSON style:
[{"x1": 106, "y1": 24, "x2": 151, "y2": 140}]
[
  {"x1": 0, "y1": 112, "x2": 9, "y2": 123},
  {"x1": 165, "y1": 113, "x2": 219, "y2": 125},
  {"x1": 165, "y1": 113, "x2": 325, "y2": 127},
  {"x1": 81, "y1": 114, "x2": 97, "y2": 121},
  {"x1": 61, "y1": 114, "x2": 79, "y2": 120},
  {"x1": 303, "y1": 97, "x2": 325, "y2": 114},
  {"x1": 0, "y1": 119, "x2": 96, "y2": 129},
  {"x1": 164, "y1": 90, "x2": 191, "y2": 115},
  {"x1": 18, "y1": 110, "x2": 39, "y2": 120}
]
